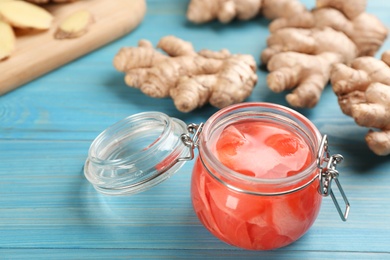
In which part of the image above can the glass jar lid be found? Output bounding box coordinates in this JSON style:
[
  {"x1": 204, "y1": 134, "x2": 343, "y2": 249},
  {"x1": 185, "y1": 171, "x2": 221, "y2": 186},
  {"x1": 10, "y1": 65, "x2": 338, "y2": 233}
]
[{"x1": 84, "y1": 112, "x2": 190, "y2": 195}]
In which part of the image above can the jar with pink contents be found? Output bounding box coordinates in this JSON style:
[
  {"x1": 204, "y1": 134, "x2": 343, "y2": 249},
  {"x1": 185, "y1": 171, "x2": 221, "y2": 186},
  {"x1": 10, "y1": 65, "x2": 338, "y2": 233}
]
[{"x1": 84, "y1": 102, "x2": 350, "y2": 250}]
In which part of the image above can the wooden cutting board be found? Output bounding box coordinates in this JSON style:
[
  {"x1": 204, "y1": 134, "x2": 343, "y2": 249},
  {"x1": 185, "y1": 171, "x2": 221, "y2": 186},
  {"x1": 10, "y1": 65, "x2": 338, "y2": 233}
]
[{"x1": 0, "y1": 0, "x2": 146, "y2": 95}]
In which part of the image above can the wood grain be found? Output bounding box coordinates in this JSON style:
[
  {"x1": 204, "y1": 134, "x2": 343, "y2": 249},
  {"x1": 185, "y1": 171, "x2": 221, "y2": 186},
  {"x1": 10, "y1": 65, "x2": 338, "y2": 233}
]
[{"x1": 0, "y1": 0, "x2": 146, "y2": 95}]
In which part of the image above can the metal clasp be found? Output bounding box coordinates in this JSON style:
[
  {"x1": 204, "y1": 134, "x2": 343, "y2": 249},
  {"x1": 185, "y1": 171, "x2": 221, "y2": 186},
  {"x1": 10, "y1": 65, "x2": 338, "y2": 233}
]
[
  {"x1": 317, "y1": 135, "x2": 350, "y2": 221},
  {"x1": 178, "y1": 123, "x2": 204, "y2": 162}
]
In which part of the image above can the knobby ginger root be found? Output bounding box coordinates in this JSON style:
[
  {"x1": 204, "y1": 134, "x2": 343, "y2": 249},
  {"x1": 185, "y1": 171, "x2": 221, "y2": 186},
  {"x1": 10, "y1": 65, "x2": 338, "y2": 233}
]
[
  {"x1": 187, "y1": 0, "x2": 262, "y2": 24},
  {"x1": 0, "y1": 20, "x2": 15, "y2": 60},
  {"x1": 261, "y1": 25, "x2": 359, "y2": 108},
  {"x1": 261, "y1": 27, "x2": 358, "y2": 65},
  {"x1": 187, "y1": 0, "x2": 305, "y2": 24},
  {"x1": 262, "y1": 0, "x2": 387, "y2": 108},
  {"x1": 186, "y1": 0, "x2": 388, "y2": 109},
  {"x1": 330, "y1": 51, "x2": 390, "y2": 156},
  {"x1": 267, "y1": 52, "x2": 342, "y2": 108},
  {"x1": 113, "y1": 36, "x2": 258, "y2": 112},
  {"x1": 261, "y1": 0, "x2": 306, "y2": 20},
  {"x1": 269, "y1": 1, "x2": 388, "y2": 57},
  {"x1": 55, "y1": 10, "x2": 93, "y2": 39},
  {"x1": 316, "y1": 0, "x2": 366, "y2": 20},
  {"x1": 0, "y1": 0, "x2": 53, "y2": 30}
]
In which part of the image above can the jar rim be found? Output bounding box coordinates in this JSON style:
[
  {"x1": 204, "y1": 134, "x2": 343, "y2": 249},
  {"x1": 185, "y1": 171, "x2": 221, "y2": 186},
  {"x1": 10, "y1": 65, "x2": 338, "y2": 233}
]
[{"x1": 199, "y1": 102, "x2": 322, "y2": 188}]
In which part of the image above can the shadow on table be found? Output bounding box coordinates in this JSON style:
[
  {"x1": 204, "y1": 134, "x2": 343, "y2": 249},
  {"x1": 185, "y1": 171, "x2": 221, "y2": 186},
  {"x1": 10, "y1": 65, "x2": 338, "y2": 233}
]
[{"x1": 334, "y1": 137, "x2": 390, "y2": 174}]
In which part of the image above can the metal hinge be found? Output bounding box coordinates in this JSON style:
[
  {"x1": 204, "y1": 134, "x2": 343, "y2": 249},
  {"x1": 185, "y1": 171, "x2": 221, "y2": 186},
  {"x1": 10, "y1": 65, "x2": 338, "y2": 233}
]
[
  {"x1": 317, "y1": 135, "x2": 350, "y2": 221},
  {"x1": 178, "y1": 123, "x2": 203, "y2": 162}
]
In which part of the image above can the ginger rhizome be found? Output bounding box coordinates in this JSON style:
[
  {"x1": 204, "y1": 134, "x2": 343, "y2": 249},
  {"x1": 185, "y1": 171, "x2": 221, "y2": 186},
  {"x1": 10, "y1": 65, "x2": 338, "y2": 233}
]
[
  {"x1": 261, "y1": 27, "x2": 358, "y2": 65},
  {"x1": 262, "y1": 26, "x2": 357, "y2": 108},
  {"x1": 267, "y1": 52, "x2": 342, "y2": 108},
  {"x1": 316, "y1": 0, "x2": 366, "y2": 20},
  {"x1": 330, "y1": 51, "x2": 390, "y2": 156},
  {"x1": 187, "y1": 0, "x2": 305, "y2": 24},
  {"x1": 113, "y1": 36, "x2": 258, "y2": 113},
  {"x1": 269, "y1": 3, "x2": 388, "y2": 57},
  {"x1": 262, "y1": 0, "x2": 387, "y2": 108},
  {"x1": 186, "y1": 0, "x2": 388, "y2": 109}
]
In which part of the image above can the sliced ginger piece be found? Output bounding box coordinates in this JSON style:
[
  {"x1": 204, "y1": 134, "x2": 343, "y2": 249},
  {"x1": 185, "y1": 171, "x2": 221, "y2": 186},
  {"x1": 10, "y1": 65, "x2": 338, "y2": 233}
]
[
  {"x1": 55, "y1": 10, "x2": 94, "y2": 39},
  {"x1": 25, "y1": 0, "x2": 77, "y2": 3},
  {"x1": 0, "y1": 20, "x2": 15, "y2": 60},
  {"x1": 0, "y1": 0, "x2": 53, "y2": 30}
]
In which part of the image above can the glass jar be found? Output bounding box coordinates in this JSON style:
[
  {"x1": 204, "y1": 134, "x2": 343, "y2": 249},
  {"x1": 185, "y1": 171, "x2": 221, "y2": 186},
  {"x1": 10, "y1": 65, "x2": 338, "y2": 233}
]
[{"x1": 84, "y1": 102, "x2": 350, "y2": 250}]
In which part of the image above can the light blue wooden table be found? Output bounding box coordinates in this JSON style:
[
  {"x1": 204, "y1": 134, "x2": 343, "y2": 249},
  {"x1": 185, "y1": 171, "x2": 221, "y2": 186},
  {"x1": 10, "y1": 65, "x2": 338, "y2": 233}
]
[{"x1": 1, "y1": 0, "x2": 390, "y2": 259}]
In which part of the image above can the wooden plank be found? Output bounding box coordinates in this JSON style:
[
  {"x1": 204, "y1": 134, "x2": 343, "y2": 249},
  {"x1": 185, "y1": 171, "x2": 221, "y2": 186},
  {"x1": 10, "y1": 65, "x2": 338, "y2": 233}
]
[
  {"x1": 1, "y1": 249, "x2": 388, "y2": 260},
  {"x1": 0, "y1": 140, "x2": 389, "y2": 253},
  {"x1": 0, "y1": 0, "x2": 146, "y2": 95},
  {"x1": 0, "y1": 0, "x2": 390, "y2": 258}
]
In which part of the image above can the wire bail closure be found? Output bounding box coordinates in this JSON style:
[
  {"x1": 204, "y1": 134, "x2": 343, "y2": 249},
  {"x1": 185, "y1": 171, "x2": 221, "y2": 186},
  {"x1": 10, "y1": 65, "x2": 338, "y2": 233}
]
[
  {"x1": 317, "y1": 135, "x2": 350, "y2": 221},
  {"x1": 178, "y1": 123, "x2": 204, "y2": 162}
]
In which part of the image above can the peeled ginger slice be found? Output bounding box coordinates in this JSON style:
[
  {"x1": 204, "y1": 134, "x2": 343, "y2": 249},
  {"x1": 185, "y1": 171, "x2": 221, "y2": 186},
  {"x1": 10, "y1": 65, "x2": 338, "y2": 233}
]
[
  {"x1": 55, "y1": 10, "x2": 93, "y2": 39},
  {"x1": 0, "y1": 20, "x2": 15, "y2": 60},
  {"x1": 0, "y1": 0, "x2": 53, "y2": 30}
]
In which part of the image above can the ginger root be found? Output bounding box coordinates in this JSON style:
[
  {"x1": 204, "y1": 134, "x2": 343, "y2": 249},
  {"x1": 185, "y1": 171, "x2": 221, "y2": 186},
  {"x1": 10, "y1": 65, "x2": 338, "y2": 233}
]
[
  {"x1": 187, "y1": 0, "x2": 305, "y2": 24},
  {"x1": 113, "y1": 36, "x2": 258, "y2": 112},
  {"x1": 316, "y1": 0, "x2": 366, "y2": 20},
  {"x1": 330, "y1": 51, "x2": 390, "y2": 156},
  {"x1": 187, "y1": 0, "x2": 262, "y2": 24},
  {"x1": 269, "y1": 2, "x2": 388, "y2": 57},
  {"x1": 261, "y1": 0, "x2": 306, "y2": 20},
  {"x1": 262, "y1": 0, "x2": 387, "y2": 108},
  {"x1": 261, "y1": 27, "x2": 358, "y2": 65},
  {"x1": 267, "y1": 52, "x2": 342, "y2": 108}
]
